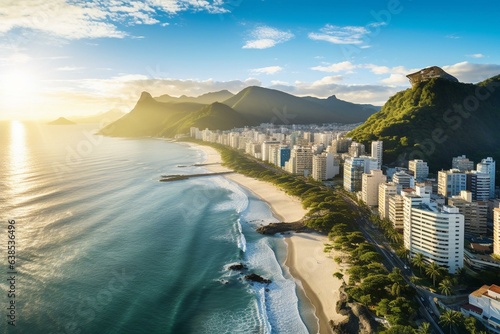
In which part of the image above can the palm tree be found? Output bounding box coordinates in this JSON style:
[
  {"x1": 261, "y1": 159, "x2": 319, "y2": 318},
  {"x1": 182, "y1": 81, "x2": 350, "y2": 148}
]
[
  {"x1": 411, "y1": 252, "x2": 425, "y2": 275},
  {"x1": 417, "y1": 322, "x2": 431, "y2": 334},
  {"x1": 426, "y1": 262, "x2": 444, "y2": 287},
  {"x1": 439, "y1": 310, "x2": 462, "y2": 334},
  {"x1": 391, "y1": 282, "x2": 402, "y2": 297},
  {"x1": 439, "y1": 278, "x2": 453, "y2": 296}
]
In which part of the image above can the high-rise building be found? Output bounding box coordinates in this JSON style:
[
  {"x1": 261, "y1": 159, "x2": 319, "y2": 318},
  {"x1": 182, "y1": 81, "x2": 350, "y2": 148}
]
[
  {"x1": 278, "y1": 146, "x2": 291, "y2": 168},
  {"x1": 452, "y1": 155, "x2": 474, "y2": 172},
  {"x1": 477, "y1": 157, "x2": 496, "y2": 199},
  {"x1": 403, "y1": 187, "x2": 464, "y2": 274},
  {"x1": 379, "y1": 182, "x2": 401, "y2": 220},
  {"x1": 448, "y1": 191, "x2": 488, "y2": 236},
  {"x1": 438, "y1": 169, "x2": 467, "y2": 198},
  {"x1": 371, "y1": 141, "x2": 383, "y2": 169},
  {"x1": 494, "y1": 208, "x2": 500, "y2": 257},
  {"x1": 389, "y1": 194, "x2": 405, "y2": 231},
  {"x1": 408, "y1": 159, "x2": 429, "y2": 181},
  {"x1": 344, "y1": 157, "x2": 365, "y2": 192},
  {"x1": 312, "y1": 153, "x2": 336, "y2": 181},
  {"x1": 261, "y1": 140, "x2": 280, "y2": 162},
  {"x1": 348, "y1": 142, "x2": 365, "y2": 157},
  {"x1": 287, "y1": 146, "x2": 313, "y2": 176},
  {"x1": 362, "y1": 170, "x2": 387, "y2": 206},
  {"x1": 392, "y1": 171, "x2": 415, "y2": 189},
  {"x1": 466, "y1": 171, "x2": 491, "y2": 201}
]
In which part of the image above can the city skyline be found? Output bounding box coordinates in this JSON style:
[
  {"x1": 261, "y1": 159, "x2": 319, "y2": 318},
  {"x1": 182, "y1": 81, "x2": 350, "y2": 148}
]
[{"x1": 1, "y1": 0, "x2": 500, "y2": 120}]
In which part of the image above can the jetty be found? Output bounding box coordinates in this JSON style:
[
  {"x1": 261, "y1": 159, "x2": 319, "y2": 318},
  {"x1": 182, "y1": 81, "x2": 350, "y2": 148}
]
[{"x1": 160, "y1": 171, "x2": 234, "y2": 182}]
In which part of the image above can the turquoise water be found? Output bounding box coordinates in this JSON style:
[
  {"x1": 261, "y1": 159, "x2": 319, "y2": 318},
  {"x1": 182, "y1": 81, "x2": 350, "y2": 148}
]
[{"x1": 0, "y1": 122, "x2": 313, "y2": 333}]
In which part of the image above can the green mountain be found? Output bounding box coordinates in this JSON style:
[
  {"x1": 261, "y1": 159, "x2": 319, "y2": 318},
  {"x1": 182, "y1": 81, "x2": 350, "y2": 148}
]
[
  {"x1": 159, "y1": 102, "x2": 249, "y2": 136},
  {"x1": 348, "y1": 74, "x2": 500, "y2": 173},
  {"x1": 100, "y1": 92, "x2": 203, "y2": 137},
  {"x1": 155, "y1": 90, "x2": 234, "y2": 104},
  {"x1": 101, "y1": 86, "x2": 380, "y2": 137}
]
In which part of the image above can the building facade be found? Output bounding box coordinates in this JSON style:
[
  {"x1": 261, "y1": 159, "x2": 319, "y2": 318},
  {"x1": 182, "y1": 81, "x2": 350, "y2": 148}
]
[
  {"x1": 408, "y1": 159, "x2": 429, "y2": 181},
  {"x1": 362, "y1": 170, "x2": 386, "y2": 206}
]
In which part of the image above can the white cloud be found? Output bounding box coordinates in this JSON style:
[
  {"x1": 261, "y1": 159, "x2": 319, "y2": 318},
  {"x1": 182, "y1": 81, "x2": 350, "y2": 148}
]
[
  {"x1": 250, "y1": 66, "x2": 283, "y2": 75},
  {"x1": 308, "y1": 24, "x2": 369, "y2": 45},
  {"x1": 311, "y1": 61, "x2": 355, "y2": 73},
  {"x1": 0, "y1": 0, "x2": 229, "y2": 40},
  {"x1": 467, "y1": 53, "x2": 484, "y2": 59},
  {"x1": 243, "y1": 26, "x2": 294, "y2": 49},
  {"x1": 57, "y1": 66, "x2": 85, "y2": 71},
  {"x1": 443, "y1": 61, "x2": 500, "y2": 83}
]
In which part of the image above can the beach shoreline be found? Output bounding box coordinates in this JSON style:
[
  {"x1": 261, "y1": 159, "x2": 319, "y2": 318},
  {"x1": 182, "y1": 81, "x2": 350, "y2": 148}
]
[{"x1": 188, "y1": 142, "x2": 349, "y2": 333}]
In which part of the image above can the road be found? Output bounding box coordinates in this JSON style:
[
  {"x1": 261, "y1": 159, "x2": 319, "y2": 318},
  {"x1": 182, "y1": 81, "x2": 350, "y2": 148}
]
[{"x1": 339, "y1": 192, "x2": 445, "y2": 334}]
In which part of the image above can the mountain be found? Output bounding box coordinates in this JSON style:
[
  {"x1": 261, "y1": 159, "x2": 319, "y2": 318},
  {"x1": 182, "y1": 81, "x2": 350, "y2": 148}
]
[
  {"x1": 302, "y1": 95, "x2": 380, "y2": 120},
  {"x1": 155, "y1": 90, "x2": 235, "y2": 104},
  {"x1": 100, "y1": 92, "x2": 204, "y2": 137},
  {"x1": 101, "y1": 86, "x2": 380, "y2": 137},
  {"x1": 347, "y1": 72, "x2": 500, "y2": 173},
  {"x1": 70, "y1": 108, "x2": 126, "y2": 124},
  {"x1": 159, "y1": 102, "x2": 249, "y2": 136},
  {"x1": 221, "y1": 86, "x2": 375, "y2": 124},
  {"x1": 48, "y1": 117, "x2": 75, "y2": 125}
]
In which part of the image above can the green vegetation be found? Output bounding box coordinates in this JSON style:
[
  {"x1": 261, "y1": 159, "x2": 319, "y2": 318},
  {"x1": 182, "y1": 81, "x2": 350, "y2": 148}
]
[{"x1": 347, "y1": 76, "x2": 500, "y2": 181}]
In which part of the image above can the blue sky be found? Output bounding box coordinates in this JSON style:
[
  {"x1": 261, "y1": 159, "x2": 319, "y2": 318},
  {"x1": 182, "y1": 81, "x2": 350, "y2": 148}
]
[{"x1": 1, "y1": 0, "x2": 499, "y2": 120}]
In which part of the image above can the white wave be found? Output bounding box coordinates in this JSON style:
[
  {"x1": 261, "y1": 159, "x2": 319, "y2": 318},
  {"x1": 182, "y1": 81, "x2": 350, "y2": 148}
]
[
  {"x1": 245, "y1": 238, "x2": 309, "y2": 334},
  {"x1": 236, "y1": 219, "x2": 247, "y2": 253},
  {"x1": 200, "y1": 299, "x2": 264, "y2": 334},
  {"x1": 197, "y1": 177, "x2": 249, "y2": 214}
]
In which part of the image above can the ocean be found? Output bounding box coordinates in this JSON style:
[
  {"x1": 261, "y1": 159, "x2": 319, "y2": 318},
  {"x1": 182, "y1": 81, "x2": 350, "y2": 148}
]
[{"x1": 0, "y1": 121, "x2": 316, "y2": 333}]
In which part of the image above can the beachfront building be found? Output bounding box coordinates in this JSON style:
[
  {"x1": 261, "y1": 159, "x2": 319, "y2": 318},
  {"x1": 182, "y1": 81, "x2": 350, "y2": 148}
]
[
  {"x1": 448, "y1": 191, "x2": 488, "y2": 236},
  {"x1": 403, "y1": 186, "x2": 464, "y2": 274},
  {"x1": 371, "y1": 141, "x2": 383, "y2": 169},
  {"x1": 343, "y1": 156, "x2": 378, "y2": 192},
  {"x1": 285, "y1": 146, "x2": 313, "y2": 176},
  {"x1": 312, "y1": 152, "x2": 336, "y2": 181},
  {"x1": 494, "y1": 208, "x2": 500, "y2": 257},
  {"x1": 261, "y1": 140, "x2": 281, "y2": 162},
  {"x1": 453, "y1": 155, "x2": 475, "y2": 172},
  {"x1": 438, "y1": 169, "x2": 467, "y2": 198},
  {"x1": 379, "y1": 182, "x2": 401, "y2": 220},
  {"x1": 461, "y1": 285, "x2": 500, "y2": 333},
  {"x1": 389, "y1": 194, "x2": 405, "y2": 231},
  {"x1": 408, "y1": 159, "x2": 429, "y2": 181},
  {"x1": 477, "y1": 157, "x2": 496, "y2": 199},
  {"x1": 277, "y1": 146, "x2": 291, "y2": 168},
  {"x1": 361, "y1": 169, "x2": 386, "y2": 206}
]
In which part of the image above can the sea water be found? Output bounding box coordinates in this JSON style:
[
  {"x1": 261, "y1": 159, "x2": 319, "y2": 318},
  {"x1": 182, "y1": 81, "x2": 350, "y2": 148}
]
[{"x1": 0, "y1": 121, "x2": 315, "y2": 333}]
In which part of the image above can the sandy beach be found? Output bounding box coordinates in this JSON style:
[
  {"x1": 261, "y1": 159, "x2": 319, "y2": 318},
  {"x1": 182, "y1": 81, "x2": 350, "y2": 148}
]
[{"x1": 189, "y1": 143, "x2": 348, "y2": 333}]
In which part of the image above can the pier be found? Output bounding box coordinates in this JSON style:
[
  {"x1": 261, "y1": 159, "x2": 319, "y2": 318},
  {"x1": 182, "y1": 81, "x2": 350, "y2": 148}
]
[{"x1": 160, "y1": 171, "x2": 234, "y2": 182}]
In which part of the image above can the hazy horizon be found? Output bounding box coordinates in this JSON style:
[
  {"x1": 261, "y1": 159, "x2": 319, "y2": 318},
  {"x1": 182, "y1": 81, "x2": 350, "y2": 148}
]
[{"x1": 1, "y1": 0, "x2": 499, "y2": 120}]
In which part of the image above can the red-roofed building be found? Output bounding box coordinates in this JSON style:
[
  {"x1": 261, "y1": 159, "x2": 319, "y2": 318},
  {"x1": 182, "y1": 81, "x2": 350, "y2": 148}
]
[{"x1": 461, "y1": 284, "x2": 500, "y2": 333}]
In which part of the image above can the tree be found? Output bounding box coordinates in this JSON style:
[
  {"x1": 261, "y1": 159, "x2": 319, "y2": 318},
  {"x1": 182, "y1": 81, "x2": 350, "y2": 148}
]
[
  {"x1": 411, "y1": 253, "x2": 425, "y2": 275},
  {"x1": 417, "y1": 322, "x2": 431, "y2": 334},
  {"x1": 426, "y1": 262, "x2": 444, "y2": 287},
  {"x1": 333, "y1": 272, "x2": 344, "y2": 283},
  {"x1": 439, "y1": 278, "x2": 453, "y2": 296},
  {"x1": 439, "y1": 309, "x2": 463, "y2": 334}
]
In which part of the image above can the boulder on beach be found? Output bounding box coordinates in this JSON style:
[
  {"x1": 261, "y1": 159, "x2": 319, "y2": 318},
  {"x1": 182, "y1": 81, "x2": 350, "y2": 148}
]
[{"x1": 244, "y1": 273, "x2": 272, "y2": 284}]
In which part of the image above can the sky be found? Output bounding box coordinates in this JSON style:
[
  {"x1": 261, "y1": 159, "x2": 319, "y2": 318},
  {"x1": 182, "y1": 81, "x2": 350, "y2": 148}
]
[{"x1": 1, "y1": 0, "x2": 500, "y2": 120}]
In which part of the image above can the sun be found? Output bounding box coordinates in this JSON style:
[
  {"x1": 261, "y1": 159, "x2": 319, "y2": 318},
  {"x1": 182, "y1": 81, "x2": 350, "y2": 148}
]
[{"x1": 0, "y1": 69, "x2": 41, "y2": 111}]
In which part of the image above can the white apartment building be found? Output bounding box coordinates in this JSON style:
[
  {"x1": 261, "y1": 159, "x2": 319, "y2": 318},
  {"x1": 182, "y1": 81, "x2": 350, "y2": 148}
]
[
  {"x1": 408, "y1": 159, "x2": 429, "y2": 181},
  {"x1": 392, "y1": 171, "x2": 415, "y2": 189},
  {"x1": 379, "y1": 182, "x2": 401, "y2": 220},
  {"x1": 261, "y1": 140, "x2": 280, "y2": 162},
  {"x1": 389, "y1": 194, "x2": 405, "y2": 231},
  {"x1": 371, "y1": 141, "x2": 383, "y2": 169},
  {"x1": 362, "y1": 170, "x2": 386, "y2": 206},
  {"x1": 312, "y1": 152, "x2": 336, "y2": 181},
  {"x1": 477, "y1": 157, "x2": 496, "y2": 199},
  {"x1": 438, "y1": 169, "x2": 467, "y2": 198},
  {"x1": 448, "y1": 191, "x2": 488, "y2": 236},
  {"x1": 403, "y1": 186, "x2": 464, "y2": 274},
  {"x1": 343, "y1": 156, "x2": 378, "y2": 192},
  {"x1": 286, "y1": 146, "x2": 313, "y2": 176},
  {"x1": 494, "y1": 208, "x2": 500, "y2": 257},
  {"x1": 461, "y1": 285, "x2": 500, "y2": 333}
]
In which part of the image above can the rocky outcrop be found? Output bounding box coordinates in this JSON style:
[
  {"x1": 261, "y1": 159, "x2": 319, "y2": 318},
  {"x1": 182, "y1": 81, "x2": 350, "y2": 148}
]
[
  {"x1": 406, "y1": 66, "x2": 459, "y2": 87},
  {"x1": 331, "y1": 285, "x2": 378, "y2": 334},
  {"x1": 244, "y1": 273, "x2": 272, "y2": 284},
  {"x1": 256, "y1": 222, "x2": 310, "y2": 235},
  {"x1": 228, "y1": 263, "x2": 247, "y2": 271}
]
